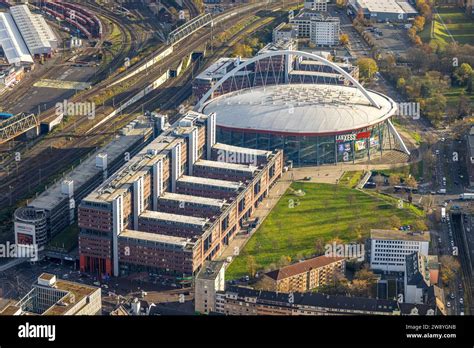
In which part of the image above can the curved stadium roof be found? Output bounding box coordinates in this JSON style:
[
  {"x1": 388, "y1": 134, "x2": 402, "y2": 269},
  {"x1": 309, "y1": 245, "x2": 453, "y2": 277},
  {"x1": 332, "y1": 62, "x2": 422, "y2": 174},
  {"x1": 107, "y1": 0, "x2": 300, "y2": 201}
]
[{"x1": 202, "y1": 84, "x2": 397, "y2": 136}]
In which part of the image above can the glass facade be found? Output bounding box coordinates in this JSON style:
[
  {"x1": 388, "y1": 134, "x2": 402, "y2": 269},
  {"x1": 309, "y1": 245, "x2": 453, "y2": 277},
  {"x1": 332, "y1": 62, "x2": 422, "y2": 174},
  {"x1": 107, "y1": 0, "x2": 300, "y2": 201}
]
[{"x1": 217, "y1": 122, "x2": 389, "y2": 167}]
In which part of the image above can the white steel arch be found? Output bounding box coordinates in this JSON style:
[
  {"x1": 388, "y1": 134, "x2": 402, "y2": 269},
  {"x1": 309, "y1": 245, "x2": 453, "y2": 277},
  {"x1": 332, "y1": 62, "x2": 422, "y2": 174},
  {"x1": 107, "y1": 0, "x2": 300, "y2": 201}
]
[{"x1": 196, "y1": 50, "x2": 381, "y2": 111}]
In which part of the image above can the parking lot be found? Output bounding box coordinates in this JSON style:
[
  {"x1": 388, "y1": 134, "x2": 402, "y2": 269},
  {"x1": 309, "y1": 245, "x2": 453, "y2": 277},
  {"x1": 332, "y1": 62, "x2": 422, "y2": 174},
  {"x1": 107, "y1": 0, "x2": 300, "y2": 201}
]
[{"x1": 367, "y1": 23, "x2": 412, "y2": 58}]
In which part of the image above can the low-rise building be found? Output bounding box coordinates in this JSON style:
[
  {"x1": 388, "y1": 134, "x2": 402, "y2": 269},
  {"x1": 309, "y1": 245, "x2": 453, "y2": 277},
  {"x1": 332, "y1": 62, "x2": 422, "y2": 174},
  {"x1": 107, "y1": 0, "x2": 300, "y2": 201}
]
[
  {"x1": 216, "y1": 285, "x2": 400, "y2": 315},
  {"x1": 0, "y1": 273, "x2": 101, "y2": 315},
  {"x1": 370, "y1": 229, "x2": 430, "y2": 272},
  {"x1": 272, "y1": 22, "x2": 297, "y2": 43},
  {"x1": 260, "y1": 256, "x2": 345, "y2": 293},
  {"x1": 348, "y1": 0, "x2": 418, "y2": 22}
]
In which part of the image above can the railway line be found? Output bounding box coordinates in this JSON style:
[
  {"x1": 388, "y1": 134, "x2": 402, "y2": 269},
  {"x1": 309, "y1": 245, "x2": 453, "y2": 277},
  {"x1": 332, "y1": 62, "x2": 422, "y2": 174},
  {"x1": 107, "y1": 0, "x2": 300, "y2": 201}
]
[{"x1": 0, "y1": 1, "x2": 298, "y2": 210}]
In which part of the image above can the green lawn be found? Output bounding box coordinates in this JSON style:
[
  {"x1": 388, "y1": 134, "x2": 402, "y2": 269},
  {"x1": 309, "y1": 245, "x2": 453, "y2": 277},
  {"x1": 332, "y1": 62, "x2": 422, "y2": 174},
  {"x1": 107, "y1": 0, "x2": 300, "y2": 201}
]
[
  {"x1": 339, "y1": 171, "x2": 365, "y2": 188},
  {"x1": 226, "y1": 182, "x2": 424, "y2": 280},
  {"x1": 425, "y1": 7, "x2": 474, "y2": 47}
]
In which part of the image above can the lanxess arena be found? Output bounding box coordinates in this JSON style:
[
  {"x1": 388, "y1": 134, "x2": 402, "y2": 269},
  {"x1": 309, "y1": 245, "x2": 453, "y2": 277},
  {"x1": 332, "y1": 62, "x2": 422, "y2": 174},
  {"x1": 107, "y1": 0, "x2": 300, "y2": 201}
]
[{"x1": 196, "y1": 50, "x2": 409, "y2": 166}]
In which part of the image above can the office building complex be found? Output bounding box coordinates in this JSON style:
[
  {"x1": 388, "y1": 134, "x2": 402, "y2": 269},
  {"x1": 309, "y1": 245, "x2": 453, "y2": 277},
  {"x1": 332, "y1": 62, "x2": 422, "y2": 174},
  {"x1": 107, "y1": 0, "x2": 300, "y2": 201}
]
[
  {"x1": 290, "y1": 10, "x2": 340, "y2": 46},
  {"x1": 14, "y1": 120, "x2": 153, "y2": 249},
  {"x1": 78, "y1": 111, "x2": 283, "y2": 278}
]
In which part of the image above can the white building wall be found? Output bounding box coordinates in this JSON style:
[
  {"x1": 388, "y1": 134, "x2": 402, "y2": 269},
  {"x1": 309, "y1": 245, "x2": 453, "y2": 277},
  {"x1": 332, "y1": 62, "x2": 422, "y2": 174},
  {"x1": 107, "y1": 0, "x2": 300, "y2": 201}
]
[
  {"x1": 112, "y1": 195, "x2": 124, "y2": 277},
  {"x1": 370, "y1": 239, "x2": 429, "y2": 272}
]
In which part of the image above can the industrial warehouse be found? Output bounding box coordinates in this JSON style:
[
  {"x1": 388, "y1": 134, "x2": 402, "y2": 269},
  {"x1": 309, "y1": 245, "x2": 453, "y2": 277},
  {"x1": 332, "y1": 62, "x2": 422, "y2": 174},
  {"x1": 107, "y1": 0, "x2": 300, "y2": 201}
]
[
  {"x1": 195, "y1": 49, "x2": 409, "y2": 166},
  {"x1": 77, "y1": 111, "x2": 283, "y2": 278}
]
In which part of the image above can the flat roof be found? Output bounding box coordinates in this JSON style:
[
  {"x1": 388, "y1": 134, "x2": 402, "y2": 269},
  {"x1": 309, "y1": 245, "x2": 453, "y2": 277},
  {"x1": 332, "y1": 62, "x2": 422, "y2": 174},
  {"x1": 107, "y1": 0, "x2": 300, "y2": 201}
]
[
  {"x1": 0, "y1": 12, "x2": 33, "y2": 65},
  {"x1": 371, "y1": 229, "x2": 430, "y2": 242},
  {"x1": 197, "y1": 260, "x2": 226, "y2": 280},
  {"x1": 159, "y1": 192, "x2": 227, "y2": 208},
  {"x1": 29, "y1": 126, "x2": 150, "y2": 211},
  {"x1": 195, "y1": 57, "x2": 250, "y2": 81},
  {"x1": 140, "y1": 210, "x2": 209, "y2": 227},
  {"x1": 179, "y1": 175, "x2": 244, "y2": 190},
  {"x1": 213, "y1": 143, "x2": 271, "y2": 157},
  {"x1": 352, "y1": 0, "x2": 417, "y2": 14},
  {"x1": 119, "y1": 229, "x2": 194, "y2": 247},
  {"x1": 195, "y1": 159, "x2": 258, "y2": 173},
  {"x1": 202, "y1": 84, "x2": 396, "y2": 135},
  {"x1": 40, "y1": 277, "x2": 99, "y2": 316}
]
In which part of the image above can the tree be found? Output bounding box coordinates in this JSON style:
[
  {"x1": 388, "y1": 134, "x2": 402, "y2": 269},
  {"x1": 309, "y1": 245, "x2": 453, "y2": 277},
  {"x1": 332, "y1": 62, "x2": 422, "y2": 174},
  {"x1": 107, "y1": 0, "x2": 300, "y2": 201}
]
[
  {"x1": 357, "y1": 58, "x2": 378, "y2": 80},
  {"x1": 458, "y1": 93, "x2": 472, "y2": 117},
  {"x1": 440, "y1": 255, "x2": 461, "y2": 286},
  {"x1": 247, "y1": 256, "x2": 257, "y2": 277},
  {"x1": 315, "y1": 238, "x2": 325, "y2": 255},
  {"x1": 373, "y1": 174, "x2": 385, "y2": 190},
  {"x1": 405, "y1": 176, "x2": 418, "y2": 188},
  {"x1": 278, "y1": 255, "x2": 291, "y2": 268},
  {"x1": 412, "y1": 220, "x2": 428, "y2": 232},
  {"x1": 413, "y1": 16, "x2": 426, "y2": 32},
  {"x1": 388, "y1": 174, "x2": 401, "y2": 187},
  {"x1": 454, "y1": 63, "x2": 473, "y2": 86},
  {"x1": 389, "y1": 215, "x2": 402, "y2": 229},
  {"x1": 339, "y1": 33, "x2": 349, "y2": 46}
]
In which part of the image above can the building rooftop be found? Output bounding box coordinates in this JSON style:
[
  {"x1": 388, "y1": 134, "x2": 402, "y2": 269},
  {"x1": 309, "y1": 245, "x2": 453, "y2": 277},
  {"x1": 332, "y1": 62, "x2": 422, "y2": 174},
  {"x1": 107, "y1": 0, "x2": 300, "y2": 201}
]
[
  {"x1": 224, "y1": 286, "x2": 398, "y2": 313},
  {"x1": 119, "y1": 229, "x2": 195, "y2": 247},
  {"x1": 202, "y1": 84, "x2": 396, "y2": 135},
  {"x1": 371, "y1": 229, "x2": 431, "y2": 242},
  {"x1": 196, "y1": 260, "x2": 226, "y2": 281},
  {"x1": 212, "y1": 143, "x2": 272, "y2": 157},
  {"x1": 140, "y1": 210, "x2": 209, "y2": 227},
  {"x1": 0, "y1": 12, "x2": 33, "y2": 65},
  {"x1": 351, "y1": 0, "x2": 417, "y2": 15},
  {"x1": 265, "y1": 256, "x2": 344, "y2": 281},
  {"x1": 42, "y1": 278, "x2": 99, "y2": 315},
  {"x1": 195, "y1": 57, "x2": 250, "y2": 81},
  {"x1": 195, "y1": 159, "x2": 258, "y2": 173},
  {"x1": 159, "y1": 192, "x2": 227, "y2": 208},
  {"x1": 179, "y1": 175, "x2": 244, "y2": 191},
  {"x1": 9, "y1": 5, "x2": 55, "y2": 53},
  {"x1": 28, "y1": 125, "x2": 150, "y2": 211}
]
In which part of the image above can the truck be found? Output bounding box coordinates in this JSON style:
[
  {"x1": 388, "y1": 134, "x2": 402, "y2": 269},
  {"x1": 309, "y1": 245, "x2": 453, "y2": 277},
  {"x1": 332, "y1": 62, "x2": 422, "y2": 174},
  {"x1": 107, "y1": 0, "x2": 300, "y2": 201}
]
[
  {"x1": 441, "y1": 207, "x2": 446, "y2": 222},
  {"x1": 459, "y1": 193, "x2": 474, "y2": 200},
  {"x1": 437, "y1": 189, "x2": 446, "y2": 194}
]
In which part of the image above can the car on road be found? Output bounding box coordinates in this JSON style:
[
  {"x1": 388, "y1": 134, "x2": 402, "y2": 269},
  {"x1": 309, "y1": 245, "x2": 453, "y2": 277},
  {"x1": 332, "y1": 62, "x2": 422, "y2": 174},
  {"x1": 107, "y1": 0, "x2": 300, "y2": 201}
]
[
  {"x1": 446, "y1": 301, "x2": 451, "y2": 308},
  {"x1": 450, "y1": 293, "x2": 455, "y2": 300},
  {"x1": 459, "y1": 297, "x2": 463, "y2": 304}
]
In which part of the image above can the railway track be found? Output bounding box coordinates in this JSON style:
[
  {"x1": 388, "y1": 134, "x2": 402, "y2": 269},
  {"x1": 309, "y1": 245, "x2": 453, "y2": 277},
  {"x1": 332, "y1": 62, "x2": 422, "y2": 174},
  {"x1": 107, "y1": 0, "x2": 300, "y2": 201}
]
[{"x1": 0, "y1": 1, "x2": 298, "y2": 209}]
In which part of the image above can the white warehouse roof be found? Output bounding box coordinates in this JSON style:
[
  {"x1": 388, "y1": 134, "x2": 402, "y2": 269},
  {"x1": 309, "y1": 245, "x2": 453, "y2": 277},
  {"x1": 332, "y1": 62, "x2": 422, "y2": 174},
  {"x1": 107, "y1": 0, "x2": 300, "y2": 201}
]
[
  {"x1": 10, "y1": 5, "x2": 56, "y2": 56},
  {"x1": 0, "y1": 12, "x2": 33, "y2": 65},
  {"x1": 202, "y1": 84, "x2": 396, "y2": 135}
]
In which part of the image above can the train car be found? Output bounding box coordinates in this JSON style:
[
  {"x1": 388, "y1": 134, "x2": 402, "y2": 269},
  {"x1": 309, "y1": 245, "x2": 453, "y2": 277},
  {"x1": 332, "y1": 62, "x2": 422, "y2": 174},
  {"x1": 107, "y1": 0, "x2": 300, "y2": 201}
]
[{"x1": 0, "y1": 113, "x2": 14, "y2": 120}]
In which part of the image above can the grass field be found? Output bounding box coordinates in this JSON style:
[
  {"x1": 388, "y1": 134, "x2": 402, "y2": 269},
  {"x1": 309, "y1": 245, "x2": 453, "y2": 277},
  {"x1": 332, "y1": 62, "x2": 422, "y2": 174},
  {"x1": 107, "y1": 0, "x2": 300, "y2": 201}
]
[
  {"x1": 424, "y1": 7, "x2": 474, "y2": 47},
  {"x1": 225, "y1": 182, "x2": 424, "y2": 280}
]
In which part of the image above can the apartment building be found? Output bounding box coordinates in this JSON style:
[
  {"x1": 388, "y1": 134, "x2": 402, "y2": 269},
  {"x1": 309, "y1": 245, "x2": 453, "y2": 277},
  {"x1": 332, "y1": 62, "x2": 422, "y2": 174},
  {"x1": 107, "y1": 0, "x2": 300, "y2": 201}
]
[
  {"x1": 404, "y1": 252, "x2": 440, "y2": 304},
  {"x1": 260, "y1": 256, "x2": 345, "y2": 293},
  {"x1": 290, "y1": 10, "x2": 340, "y2": 46},
  {"x1": 0, "y1": 273, "x2": 101, "y2": 316},
  {"x1": 215, "y1": 286, "x2": 400, "y2": 315},
  {"x1": 304, "y1": 0, "x2": 329, "y2": 11},
  {"x1": 370, "y1": 229, "x2": 430, "y2": 272},
  {"x1": 195, "y1": 260, "x2": 226, "y2": 314},
  {"x1": 78, "y1": 111, "x2": 283, "y2": 278}
]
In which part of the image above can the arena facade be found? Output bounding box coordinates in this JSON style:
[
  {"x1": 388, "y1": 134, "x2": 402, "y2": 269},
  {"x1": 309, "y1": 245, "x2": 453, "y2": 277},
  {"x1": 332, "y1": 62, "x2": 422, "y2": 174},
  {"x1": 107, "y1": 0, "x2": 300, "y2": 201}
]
[{"x1": 195, "y1": 49, "x2": 409, "y2": 166}]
